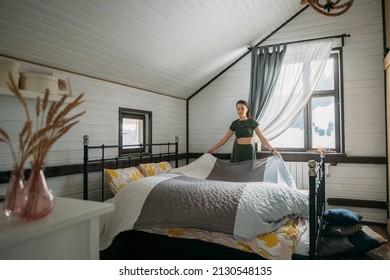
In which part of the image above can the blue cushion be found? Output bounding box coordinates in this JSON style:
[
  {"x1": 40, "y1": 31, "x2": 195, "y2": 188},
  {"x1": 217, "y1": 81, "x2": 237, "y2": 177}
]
[
  {"x1": 323, "y1": 224, "x2": 362, "y2": 237},
  {"x1": 323, "y1": 208, "x2": 362, "y2": 226},
  {"x1": 347, "y1": 230, "x2": 382, "y2": 258}
]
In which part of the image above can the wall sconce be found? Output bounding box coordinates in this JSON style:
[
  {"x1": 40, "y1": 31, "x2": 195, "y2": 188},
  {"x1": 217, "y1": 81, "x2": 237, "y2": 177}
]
[{"x1": 300, "y1": 0, "x2": 354, "y2": 16}]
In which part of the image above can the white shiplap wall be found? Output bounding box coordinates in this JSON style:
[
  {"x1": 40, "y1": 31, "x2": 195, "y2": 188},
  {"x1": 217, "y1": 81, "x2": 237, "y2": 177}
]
[
  {"x1": 189, "y1": 55, "x2": 251, "y2": 154},
  {"x1": 189, "y1": 0, "x2": 387, "y2": 223},
  {"x1": 0, "y1": 59, "x2": 186, "y2": 199}
]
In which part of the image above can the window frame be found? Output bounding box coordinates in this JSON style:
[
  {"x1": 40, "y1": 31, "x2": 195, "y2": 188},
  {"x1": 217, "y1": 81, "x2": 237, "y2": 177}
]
[
  {"x1": 264, "y1": 49, "x2": 343, "y2": 153},
  {"x1": 118, "y1": 107, "x2": 152, "y2": 155},
  {"x1": 308, "y1": 51, "x2": 341, "y2": 152}
]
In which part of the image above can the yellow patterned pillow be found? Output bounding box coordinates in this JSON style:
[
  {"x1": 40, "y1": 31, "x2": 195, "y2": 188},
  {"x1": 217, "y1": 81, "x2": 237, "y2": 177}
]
[
  {"x1": 139, "y1": 162, "x2": 172, "y2": 176},
  {"x1": 104, "y1": 167, "x2": 144, "y2": 195},
  {"x1": 126, "y1": 167, "x2": 145, "y2": 182},
  {"x1": 157, "y1": 161, "x2": 172, "y2": 172}
]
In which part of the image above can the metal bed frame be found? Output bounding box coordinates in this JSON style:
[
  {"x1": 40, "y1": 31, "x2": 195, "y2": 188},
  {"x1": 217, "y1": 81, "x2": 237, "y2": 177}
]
[
  {"x1": 82, "y1": 135, "x2": 179, "y2": 201},
  {"x1": 82, "y1": 135, "x2": 326, "y2": 259}
]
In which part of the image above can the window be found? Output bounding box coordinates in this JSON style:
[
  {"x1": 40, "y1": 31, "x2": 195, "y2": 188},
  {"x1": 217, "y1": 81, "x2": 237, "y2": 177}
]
[
  {"x1": 270, "y1": 50, "x2": 342, "y2": 152},
  {"x1": 119, "y1": 108, "x2": 152, "y2": 155}
]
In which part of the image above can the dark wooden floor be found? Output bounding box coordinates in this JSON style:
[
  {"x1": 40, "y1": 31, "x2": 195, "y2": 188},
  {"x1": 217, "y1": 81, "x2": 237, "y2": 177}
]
[
  {"x1": 321, "y1": 223, "x2": 390, "y2": 260},
  {"x1": 360, "y1": 223, "x2": 390, "y2": 260}
]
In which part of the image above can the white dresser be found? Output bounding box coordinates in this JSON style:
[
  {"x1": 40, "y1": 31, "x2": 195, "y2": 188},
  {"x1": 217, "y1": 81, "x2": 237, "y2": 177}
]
[{"x1": 0, "y1": 197, "x2": 114, "y2": 260}]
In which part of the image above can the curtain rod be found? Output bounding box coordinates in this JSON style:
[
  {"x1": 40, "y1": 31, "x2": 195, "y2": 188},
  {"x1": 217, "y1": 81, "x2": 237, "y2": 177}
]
[{"x1": 252, "y1": 33, "x2": 350, "y2": 50}]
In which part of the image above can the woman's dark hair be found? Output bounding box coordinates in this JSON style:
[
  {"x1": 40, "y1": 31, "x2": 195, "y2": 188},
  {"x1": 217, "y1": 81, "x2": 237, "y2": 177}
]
[{"x1": 236, "y1": 100, "x2": 251, "y2": 118}]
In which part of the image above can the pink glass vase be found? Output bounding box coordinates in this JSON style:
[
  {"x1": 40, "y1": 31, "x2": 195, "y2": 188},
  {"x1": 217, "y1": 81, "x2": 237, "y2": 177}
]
[
  {"x1": 19, "y1": 161, "x2": 55, "y2": 221},
  {"x1": 3, "y1": 166, "x2": 27, "y2": 217}
]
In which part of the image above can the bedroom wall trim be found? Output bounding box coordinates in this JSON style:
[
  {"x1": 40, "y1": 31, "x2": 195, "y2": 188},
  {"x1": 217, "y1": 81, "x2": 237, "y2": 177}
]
[
  {"x1": 3, "y1": 150, "x2": 380, "y2": 184},
  {"x1": 0, "y1": 153, "x2": 187, "y2": 185},
  {"x1": 188, "y1": 152, "x2": 387, "y2": 165},
  {"x1": 327, "y1": 198, "x2": 387, "y2": 209}
]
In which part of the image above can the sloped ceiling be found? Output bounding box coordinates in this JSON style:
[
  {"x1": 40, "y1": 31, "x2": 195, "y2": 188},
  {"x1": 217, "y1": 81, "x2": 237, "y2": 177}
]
[{"x1": 0, "y1": 0, "x2": 305, "y2": 99}]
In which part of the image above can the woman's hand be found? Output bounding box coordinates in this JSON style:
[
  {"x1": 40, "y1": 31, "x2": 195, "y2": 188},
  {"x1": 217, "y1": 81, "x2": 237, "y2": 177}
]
[{"x1": 271, "y1": 149, "x2": 282, "y2": 158}]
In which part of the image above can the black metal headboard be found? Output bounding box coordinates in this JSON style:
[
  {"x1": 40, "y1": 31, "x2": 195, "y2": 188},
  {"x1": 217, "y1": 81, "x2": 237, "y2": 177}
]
[{"x1": 82, "y1": 135, "x2": 179, "y2": 201}]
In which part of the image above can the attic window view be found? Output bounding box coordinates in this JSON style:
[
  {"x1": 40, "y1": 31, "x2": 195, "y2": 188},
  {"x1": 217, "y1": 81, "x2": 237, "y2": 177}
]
[
  {"x1": 119, "y1": 108, "x2": 152, "y2": 155},
  {"x1": 122, "y1": 118, "x2": 144, "y2": 145},
  {"x1": 271, "y1": 52, "x2": 341, "y2": 152}
]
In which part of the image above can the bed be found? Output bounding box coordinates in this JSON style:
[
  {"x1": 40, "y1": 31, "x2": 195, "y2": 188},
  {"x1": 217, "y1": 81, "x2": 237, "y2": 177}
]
[{"x1": 82, "y1": 136, "x2": 326, "y2": 260}]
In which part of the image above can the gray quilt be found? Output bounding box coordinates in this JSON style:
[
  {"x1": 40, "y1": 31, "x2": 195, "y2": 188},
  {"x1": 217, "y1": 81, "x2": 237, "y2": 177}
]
[{"x1": 133, "y1": 175, "x2": 309, "y2": 238}]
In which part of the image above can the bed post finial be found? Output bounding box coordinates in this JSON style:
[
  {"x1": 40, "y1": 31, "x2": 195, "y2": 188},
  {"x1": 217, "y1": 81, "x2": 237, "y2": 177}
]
[
  {"x1": 83, "y1": 135, "x2": 89, "y2": 146},
  {"x1": 308, "y1": 160, "x2": 317, "y2": 176},
  {"x1": 175, "y1": 135, "x2": 179, "y2": 143},
  {"x1": 320, "y1": 150, "x2": 325, "y2": 160}
]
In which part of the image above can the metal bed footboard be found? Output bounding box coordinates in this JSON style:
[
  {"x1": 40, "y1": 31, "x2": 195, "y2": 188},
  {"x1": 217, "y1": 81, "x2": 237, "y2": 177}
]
[
  {"x1": 83, "y1": 135, "x2": 179, "y2": 201},
  {"x1": 308, "y1": 151, "x2": 326, "y2": 259}
]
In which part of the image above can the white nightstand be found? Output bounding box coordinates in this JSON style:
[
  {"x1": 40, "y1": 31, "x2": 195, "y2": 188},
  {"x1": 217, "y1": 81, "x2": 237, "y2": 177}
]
[{"x1": 0, "y1": 197, "x2": 114, "y2": 260}]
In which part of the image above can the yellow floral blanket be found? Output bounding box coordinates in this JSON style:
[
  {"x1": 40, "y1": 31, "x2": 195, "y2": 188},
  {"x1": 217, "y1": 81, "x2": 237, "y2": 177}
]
[{"x1": 141, "y1": 218, "x2": 309, "y2": 260}]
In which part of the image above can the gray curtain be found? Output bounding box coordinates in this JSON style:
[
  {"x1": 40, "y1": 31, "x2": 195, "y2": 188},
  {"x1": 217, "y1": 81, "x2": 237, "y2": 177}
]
[{"x1": 248, "y1": 44, "x2": 286, "y2": 120}]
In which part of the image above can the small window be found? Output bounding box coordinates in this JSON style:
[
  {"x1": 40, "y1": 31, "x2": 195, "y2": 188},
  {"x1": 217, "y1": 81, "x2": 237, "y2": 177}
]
[{"x1": 119, "y1": 108, "x2": 152, "y2": 155}]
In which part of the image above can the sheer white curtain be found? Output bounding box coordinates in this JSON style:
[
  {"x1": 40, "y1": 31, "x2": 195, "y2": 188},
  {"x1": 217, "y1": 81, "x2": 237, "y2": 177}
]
[{"x1": 259, "y1": 38, "x2": 334, "y2": 140}]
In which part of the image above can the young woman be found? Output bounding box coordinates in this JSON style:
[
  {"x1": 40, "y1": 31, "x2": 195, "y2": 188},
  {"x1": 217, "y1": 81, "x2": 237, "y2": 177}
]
[{"x1": 207, "y1": 100, "x2": 281, "y2": 162}]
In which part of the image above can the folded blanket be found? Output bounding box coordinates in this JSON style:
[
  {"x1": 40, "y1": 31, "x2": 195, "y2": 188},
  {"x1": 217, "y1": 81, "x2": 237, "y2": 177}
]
[{"x1": 171, "y1": 153, "x2": 296, "y2": 188}]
